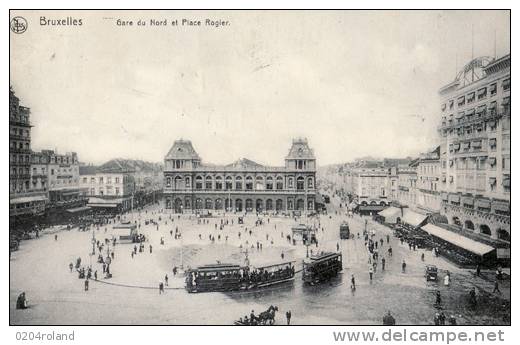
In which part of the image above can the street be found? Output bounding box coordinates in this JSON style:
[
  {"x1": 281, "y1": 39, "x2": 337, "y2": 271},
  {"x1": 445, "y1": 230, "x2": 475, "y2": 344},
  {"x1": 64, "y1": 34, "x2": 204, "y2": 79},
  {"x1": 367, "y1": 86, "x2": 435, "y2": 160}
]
[{"x1": 10, "y1": 197, "x2": 510, "y2": 325}]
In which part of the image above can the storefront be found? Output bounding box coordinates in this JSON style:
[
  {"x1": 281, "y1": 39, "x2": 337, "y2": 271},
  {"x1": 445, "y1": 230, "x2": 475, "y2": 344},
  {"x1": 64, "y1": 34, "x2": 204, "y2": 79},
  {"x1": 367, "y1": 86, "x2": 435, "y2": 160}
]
[{"x1": 421, "y1": 223, "x2": 495, "y2": 266}]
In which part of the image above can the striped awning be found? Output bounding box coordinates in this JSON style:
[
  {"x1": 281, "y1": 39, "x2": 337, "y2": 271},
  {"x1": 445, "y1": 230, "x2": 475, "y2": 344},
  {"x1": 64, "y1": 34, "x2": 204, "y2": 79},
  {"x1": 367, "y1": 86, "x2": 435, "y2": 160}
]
[{"x1": 421, "y1": 224, "x2": 495, "y2": 256}]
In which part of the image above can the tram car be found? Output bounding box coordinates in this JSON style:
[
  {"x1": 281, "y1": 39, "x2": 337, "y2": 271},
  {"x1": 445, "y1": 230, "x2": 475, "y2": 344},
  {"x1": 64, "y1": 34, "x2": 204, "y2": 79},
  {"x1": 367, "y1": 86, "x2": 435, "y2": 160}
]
[
  {"x1": 302, "y1": 252, "x2": 342, "y2": 285},
  {"x1": 185, "y1": 264, "x2": 243, "y2": 293},
  {"x1": 245, "y1": 261, "x2": 296, "y2": 289},
  {"x1": 339, "y1": 222, "x2": 350, "y2": 239}
]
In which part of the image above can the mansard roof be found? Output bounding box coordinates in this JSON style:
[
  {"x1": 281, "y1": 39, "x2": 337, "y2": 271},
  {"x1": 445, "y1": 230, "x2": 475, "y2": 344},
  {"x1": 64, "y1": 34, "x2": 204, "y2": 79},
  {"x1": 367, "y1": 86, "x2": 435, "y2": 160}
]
[
  {"x1": 285, "y1": 138, "x2": 315, "y2": 160},
  {"x1": 165, "y1": 139, "x2": 201, "y2": 160},
  {"x1": 225, "y1": 158, "x2": 264, "y2": 169}
]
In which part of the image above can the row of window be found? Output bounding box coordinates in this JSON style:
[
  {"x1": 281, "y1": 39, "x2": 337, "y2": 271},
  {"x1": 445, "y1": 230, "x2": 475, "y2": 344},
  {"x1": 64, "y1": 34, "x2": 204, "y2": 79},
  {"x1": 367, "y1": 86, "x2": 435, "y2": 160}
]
[
  {"x1": 441, "y1": 78, "x2": 510, "y2": 112},
  {"x1": 446, "y1": 155, "x2": 510, "y2": 171},
  {"x1": 165, "y1": 175, "x2": 314, "y2": 190},
  {"x1": 82, "y1": 176, "x2": 121, "y2": 184},
  {"x1": 10, "y1": 154, "x2": 30, "y2": 164},
  {"x1": 9, "y1": 141, "x2": 30, "y2": 151},
  {"x1": 10, "y1": 127, "x2": 30, "y2": 138},
  {"x1": 442, "y1": 174, "x2": 510, "y2": 192},
  {"x1": 88, "y1": 187, "x2": 121, "y2": 196}
]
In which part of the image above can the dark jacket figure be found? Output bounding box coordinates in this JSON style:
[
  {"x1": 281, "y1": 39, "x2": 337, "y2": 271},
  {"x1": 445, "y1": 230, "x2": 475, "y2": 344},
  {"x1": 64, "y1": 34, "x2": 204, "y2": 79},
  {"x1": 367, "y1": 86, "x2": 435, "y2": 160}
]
[
  {"x1": 469, "y1": 288, "x2": 477, "y2": 308},
  {"x1": 159, "y1": 282, "x2": 164, "y2": 294},
  {"x1": 84, "y1": 279, "x2": 89, "y2": 291},
  {"x1": 381, "y1": 258, "x2": 386, "y2": 270},
  {"x1": 382, "y1": 311, "x2": 396, "y2": 325},
  {"x1": 165, "y1": 274, "x2": 169, "y2": 286},
  {"x1": 401, "y1": 260, "x2": 406, "y2": 273},
  {"x1": 435, "y1": 290, "x2": 442, "y2": 305},
  {"x1": 16, "y1": 292, "x2": 28, "y2": 309},
  {"x1": 286, "y1": 311, "x2": 292, "y2": 325}
]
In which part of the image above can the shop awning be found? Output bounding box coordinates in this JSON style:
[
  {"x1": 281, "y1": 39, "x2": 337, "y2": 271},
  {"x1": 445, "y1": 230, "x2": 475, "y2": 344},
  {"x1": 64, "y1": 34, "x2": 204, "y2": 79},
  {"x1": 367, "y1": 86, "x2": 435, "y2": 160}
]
[
  {"x1": 378, "y1": 206, "x2": 401, "y2": 220},
  {"x1": 10, "y1": 195, "x2": 48, "y2": 204},
  {"x1": 401, "y1": 209, "x2": 428, "y2": 227},
  {"x1": 66, "y1": 206, "x2": 92, "y2": 213},
  {"x1": 421, "y1": 224, "x2": 495, "y2": 256},
  {"x1": 88, "y1": 203, "x2": 119, "y2": 208},
  {"x1": 358, "y1": 205, "x2": 386, "y2": 212}
]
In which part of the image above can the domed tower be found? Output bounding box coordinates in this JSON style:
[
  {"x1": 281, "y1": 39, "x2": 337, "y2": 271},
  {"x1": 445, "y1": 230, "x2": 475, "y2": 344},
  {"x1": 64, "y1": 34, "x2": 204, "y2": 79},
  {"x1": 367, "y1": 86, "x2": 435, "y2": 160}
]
[
  {"x1": 285, "y1": 138, "x2": 317, "y2": 212},
  {"x1": 163, "y1": 139, "x2": 201, "y2": 212}
]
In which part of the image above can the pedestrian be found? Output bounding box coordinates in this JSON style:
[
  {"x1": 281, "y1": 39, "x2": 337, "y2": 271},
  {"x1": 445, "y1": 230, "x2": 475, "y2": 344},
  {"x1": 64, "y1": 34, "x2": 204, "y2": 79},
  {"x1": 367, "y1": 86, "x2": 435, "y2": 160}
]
[
  {"x1": 444, "y1": 273, "x2": 450, "y2": 287},
  {"x1": 369, "y1": 266, "x2": 374, "y2": 281},
  {"x1": 55, "y1": 234, "x2": 58, "y2": 241},
  {"x1": 381, "y1": 257, "x2": 386, "y2": 271},
  {"x1": 401, "y1": 260, "x2": 406, "y2": 273},
  {"x1": 449, "y1": 315, "x2": 457, "y2": 325},
  {"x1": 134, "y1": 245, "x2": 137, "y2": 254},
  {"x1": 111, "y1": 251, "x2": 114, "y2": 260},
  {"x1": 435, "y1": 290, "x2": 442, "y2": 305},
  {"x1": 69, "y1": 262, "x2": 73, "y2": 272},
  {"x1": 84, "y1": 279, "x2": 89, "y2": 291},
  {"x1": 102, "y1": 263, "x2": 106, "y2": 273},
  {"x1": 94, "y1": 270, "x2": 98, "y2": 280},
  {"x1": 388, "y1": 247, "x2": 393, "y2": 256},
  {"x1": 421, "y1": 253, "x2": 425, "y2": 261},
  {"x1": 165, "y1": 274, "x2": 169, "y2": 286},
  {"x1": 382, "y1": 311, "x2": 396, "y2": 325},
  {"x1": 476, "y1": 264, "x2": 481, "y2": 277},
  {"x1": 373, "y1": 261, "x2": 377, "y2": 273},
  {"x1": 351, "y1": 274, "x2": 356, "y2": 290},
  {"x1": 492, "y1": 280, "x2": 501, "y2": 294},
  {"x1": 386, "y1": 234, "x2": 390, "y2": 243},
  {"x1": 286, "y1": 310, "x2": 292, "y2": 325},
  {"x1": 439, "y1": 312, "x2": 446, "y2": 325},
  {"x1": 131, "y1": 251, "x2": 134, "y2": 259},
  {"x1": 149, "y1": 245, "x2": 153, "y2": 254},
  {"x1": 159, "y1": 282, "x2": 164, "y2": 294},
  {"x1": 434, "y1": 312, "x2": 440, "y2": 325},
  {"x1": 336, "y1": 242, "x2": 340, "y2": 252},
  {"x1": 281, "y1": 252, "x2": 285, "y2": 260}
]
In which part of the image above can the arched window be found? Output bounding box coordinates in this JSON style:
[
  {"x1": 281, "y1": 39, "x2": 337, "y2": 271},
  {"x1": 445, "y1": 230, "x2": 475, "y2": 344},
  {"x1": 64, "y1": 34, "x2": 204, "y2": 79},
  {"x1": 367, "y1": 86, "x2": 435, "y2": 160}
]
[
  {"x1": 256, "y1": 176, "x2": 265, "y2": 190},
  {"x1": 245, "y1": 176, "x2": 253, "y2": 190},
  {"x1": 225, "y1": 176, "x2": 233, "y2": 190},
  {"x1": 497, "y1": 229, "x2": 510, "y2": 242},
  {"x1": 297, "y1": 177, "x2": 305, "y2": 190},
  {"x1": 479, "y1": 224, "x2": 491, "y2": 236},
  {"x1": 215, "y1": 176, "x2": 223, "y2": 190},
  {"x1": 266, "y1": 176, "x2": 274, "y2": 190},
  {"x1": 276, "y1": 176, "x2": 284, "y2": 190},
  {"x1": 174, "y1": 176, "x2": 183, "y2": 189},
  {"x1": 464, "y1": 220, "x2": 475, "y2": 231},
  {"x1": 195, "y1": 176, "x2": 203, "y2": 190},
  {"x1": 307, "y1": 177, "x2": 314, "y2": 189},
  {"x1": 205, "y1": 176, "x2": 213, "y2": 190},
  {"x1": 235, "y1": 176, "x2": 243, "y2": 190}
]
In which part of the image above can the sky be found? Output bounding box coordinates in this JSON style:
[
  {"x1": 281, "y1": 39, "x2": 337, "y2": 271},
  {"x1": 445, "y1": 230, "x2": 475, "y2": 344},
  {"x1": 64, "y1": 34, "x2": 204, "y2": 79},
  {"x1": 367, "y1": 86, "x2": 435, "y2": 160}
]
[{"x1": 10, "y1": 10, "x2": 510, "y2": 166}]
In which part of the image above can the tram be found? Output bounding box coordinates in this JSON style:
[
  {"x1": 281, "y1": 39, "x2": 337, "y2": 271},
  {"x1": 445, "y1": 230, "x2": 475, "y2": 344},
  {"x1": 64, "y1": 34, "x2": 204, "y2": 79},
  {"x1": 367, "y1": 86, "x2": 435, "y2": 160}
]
[
  {"x1": 185, "y1": 264, "x2": 243, "y2": 293},
  {"x1": 302, "y1": 252, "x2": 342, "y2": 285},
  {"x1": 185, "y1": 261, "x2": 296, "y2": 293},
  {"x1": 245, "y1": 261, "x2": 296, "y2": 289}
]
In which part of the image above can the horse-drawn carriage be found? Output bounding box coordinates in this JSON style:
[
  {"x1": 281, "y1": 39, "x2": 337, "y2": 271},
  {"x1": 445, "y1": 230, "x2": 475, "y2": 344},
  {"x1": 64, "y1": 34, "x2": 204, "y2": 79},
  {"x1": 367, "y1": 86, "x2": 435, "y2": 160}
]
[
  {"x1": 234, "y1": 306, "x2": 279, "y2": 325},
  {"x1": 425, "y1": 265, "x2": 438, "y2": 281},
  {"x1": 302, "y1": 252, "x2": 342, "y2": 285}
]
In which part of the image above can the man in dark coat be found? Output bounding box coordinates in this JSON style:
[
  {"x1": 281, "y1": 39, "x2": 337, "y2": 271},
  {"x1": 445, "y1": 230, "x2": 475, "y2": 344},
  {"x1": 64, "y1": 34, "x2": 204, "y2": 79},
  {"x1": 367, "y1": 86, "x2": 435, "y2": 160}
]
[
  {"x1": 286, "y1": 310, "x2": 292, "y2": 325},
  {"x1": 383, "y1": 311, "x2": 396, "y2": 325}
]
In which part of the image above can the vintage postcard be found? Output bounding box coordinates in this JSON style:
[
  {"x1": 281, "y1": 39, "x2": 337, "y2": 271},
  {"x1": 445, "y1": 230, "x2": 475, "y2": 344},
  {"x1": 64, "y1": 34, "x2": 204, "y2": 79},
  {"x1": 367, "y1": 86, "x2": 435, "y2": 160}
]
[{"x1": 9, "y1": 10, "x2": 510, "y2": 328}]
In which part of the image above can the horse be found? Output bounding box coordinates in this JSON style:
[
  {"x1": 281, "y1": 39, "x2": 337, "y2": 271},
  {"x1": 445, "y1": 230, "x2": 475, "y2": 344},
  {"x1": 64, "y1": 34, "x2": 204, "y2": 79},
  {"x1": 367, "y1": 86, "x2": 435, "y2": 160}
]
[{"x1": 257, "y1": 305, "x2": 278, "y2": 325}]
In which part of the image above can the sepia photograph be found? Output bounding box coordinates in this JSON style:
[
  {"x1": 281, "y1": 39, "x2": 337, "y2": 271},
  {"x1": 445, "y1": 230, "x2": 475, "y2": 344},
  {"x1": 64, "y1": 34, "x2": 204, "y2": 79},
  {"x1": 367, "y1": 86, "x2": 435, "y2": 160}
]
[{"x1": 8, "y1": 9, "x2": 511, "y2": 327}]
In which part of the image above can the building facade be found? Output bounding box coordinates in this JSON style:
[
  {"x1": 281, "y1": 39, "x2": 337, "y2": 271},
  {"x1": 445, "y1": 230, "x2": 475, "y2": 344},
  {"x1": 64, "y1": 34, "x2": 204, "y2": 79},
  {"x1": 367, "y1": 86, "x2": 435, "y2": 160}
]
[
  {"x1": 31, "y1": 150, "x2": 82, "y2": 206},
  {"x1": 412, "y1": 147, "x2": 442, "y2": 214},
  {"x1": 9, "y1": 87, "x2": 47, "y2": 220},
  {"x1": 163, "y1": 138, "x2": 317, "y2": 213},
  {"x1": 438, "y1": 54, "x2": 510, "y2": 241},
  {"x1": 79, "y1": 165, "x2": 136, "y2": 211}
]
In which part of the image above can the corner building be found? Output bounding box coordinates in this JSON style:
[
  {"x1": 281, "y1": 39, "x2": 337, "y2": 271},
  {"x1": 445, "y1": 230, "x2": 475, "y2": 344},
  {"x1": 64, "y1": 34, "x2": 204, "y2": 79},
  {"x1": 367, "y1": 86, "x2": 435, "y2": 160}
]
[
  {"x1": 163, "y1": 138, "x2": 317, "y2": 213},
  {"x1": 438, "y1": 54, "x2": 510, "y2": 242}
]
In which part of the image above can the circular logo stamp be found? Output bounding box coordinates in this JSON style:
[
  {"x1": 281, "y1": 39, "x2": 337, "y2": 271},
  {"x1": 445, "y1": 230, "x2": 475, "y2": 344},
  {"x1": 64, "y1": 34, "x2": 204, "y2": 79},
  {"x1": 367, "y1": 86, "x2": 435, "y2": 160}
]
[{"x1": 10, "y1": 16, "x2": 28, "y2": 34}]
